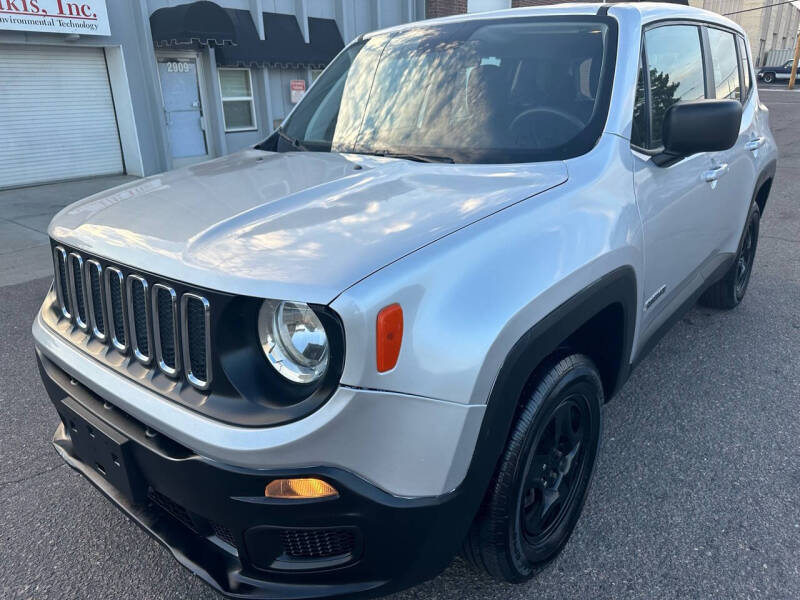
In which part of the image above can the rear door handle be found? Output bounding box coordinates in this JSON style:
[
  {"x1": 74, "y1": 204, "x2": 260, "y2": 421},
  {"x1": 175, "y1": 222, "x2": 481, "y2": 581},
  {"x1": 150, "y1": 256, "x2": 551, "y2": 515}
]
[
  {"x1": 702, "y1": 163, "x2": 729, "y2": 183},
  {"x1": 745, "y1": 137, "x2": 766, "y2": 152}
]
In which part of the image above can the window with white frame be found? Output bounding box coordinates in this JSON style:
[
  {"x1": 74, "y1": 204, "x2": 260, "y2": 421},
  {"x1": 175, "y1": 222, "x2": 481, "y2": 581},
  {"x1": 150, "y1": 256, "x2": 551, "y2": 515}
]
[{"x1": 218, "y1": 68, "x2": 257, "y2": 131}]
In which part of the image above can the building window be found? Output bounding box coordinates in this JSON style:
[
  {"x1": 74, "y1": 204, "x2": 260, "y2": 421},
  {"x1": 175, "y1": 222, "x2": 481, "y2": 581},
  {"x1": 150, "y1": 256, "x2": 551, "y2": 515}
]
[{"x1": 218, "y1": 68, "x2": 257, "y2": 132}]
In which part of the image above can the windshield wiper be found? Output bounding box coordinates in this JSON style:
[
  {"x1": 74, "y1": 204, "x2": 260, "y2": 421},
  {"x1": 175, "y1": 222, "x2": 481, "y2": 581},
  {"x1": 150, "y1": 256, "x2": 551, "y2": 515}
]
[
  {"x1": 277, "y1": 129, "x2": 309, "y2": 151},
  {"x1": 362, "y1": 151, "x2": 455, "y2": 164}
]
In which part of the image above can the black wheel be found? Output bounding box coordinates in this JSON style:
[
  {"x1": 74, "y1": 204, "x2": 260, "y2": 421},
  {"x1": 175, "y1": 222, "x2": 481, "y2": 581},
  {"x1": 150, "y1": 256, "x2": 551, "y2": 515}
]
[
  {"x1": 700, "y1": 202, "x2": 760, "y2": 310},
  {"x1": 762, "y1": 72, "x2": 776, "y2": 84},
  {"x1": 463, "y1": 354, "x2": 603, "y2": 582}
]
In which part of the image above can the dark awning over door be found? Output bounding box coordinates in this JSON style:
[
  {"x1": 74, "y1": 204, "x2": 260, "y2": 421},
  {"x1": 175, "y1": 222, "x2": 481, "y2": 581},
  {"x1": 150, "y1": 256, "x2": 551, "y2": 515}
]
[
  {"x1": 150, "y1": 0, "x2": 238, "y2": 47},
  {"x1": 215, "y1": 10, "x2": 344, "y2": 69}
]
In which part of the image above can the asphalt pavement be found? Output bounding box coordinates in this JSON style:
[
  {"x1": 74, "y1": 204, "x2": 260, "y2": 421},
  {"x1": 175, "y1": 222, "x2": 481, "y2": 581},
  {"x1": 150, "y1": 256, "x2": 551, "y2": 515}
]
[{"x1": 1, "y1": 88, "x2": 798, "y2": 599}]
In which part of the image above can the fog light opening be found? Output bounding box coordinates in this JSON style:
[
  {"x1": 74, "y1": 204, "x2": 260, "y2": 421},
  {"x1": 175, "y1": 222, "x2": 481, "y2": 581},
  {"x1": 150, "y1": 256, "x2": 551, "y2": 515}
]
[{"x1": 264, "y1": 478, "x2": 339, "y2": 500}]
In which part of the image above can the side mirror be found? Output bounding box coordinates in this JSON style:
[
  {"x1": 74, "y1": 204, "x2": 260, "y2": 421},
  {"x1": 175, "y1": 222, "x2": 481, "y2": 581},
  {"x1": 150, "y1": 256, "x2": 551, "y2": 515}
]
[{"x1": 654, "y1": 99, "x2": 742, "y2": 166}]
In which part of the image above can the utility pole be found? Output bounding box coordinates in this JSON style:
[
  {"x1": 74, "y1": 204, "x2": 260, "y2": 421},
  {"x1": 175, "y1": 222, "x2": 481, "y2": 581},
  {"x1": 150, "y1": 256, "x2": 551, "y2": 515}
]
[{"x1": 790, "y1": 29, "x2": 800, "y2": 89}]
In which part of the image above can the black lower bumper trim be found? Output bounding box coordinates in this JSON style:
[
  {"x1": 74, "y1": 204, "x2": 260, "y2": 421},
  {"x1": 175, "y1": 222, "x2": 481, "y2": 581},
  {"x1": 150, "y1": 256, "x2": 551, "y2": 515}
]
[{"x1": 37, "y1": 351, "x2": 479, "y2": 600}]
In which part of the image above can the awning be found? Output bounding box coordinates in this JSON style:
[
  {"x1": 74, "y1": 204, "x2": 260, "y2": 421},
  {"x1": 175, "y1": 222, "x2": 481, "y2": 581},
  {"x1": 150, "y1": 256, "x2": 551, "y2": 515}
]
[
  {"x1": 150, "y1": 1, "x2": 238, "y2": 47},
  {"x1": 215, "y1": 10, "x2": 344, "y2": 69}
]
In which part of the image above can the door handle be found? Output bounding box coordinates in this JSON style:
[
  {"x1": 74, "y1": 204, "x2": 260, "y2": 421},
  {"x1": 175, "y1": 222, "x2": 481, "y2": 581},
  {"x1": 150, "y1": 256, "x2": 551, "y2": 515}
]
[
  {"x1": 745, "y1": 137, "x2": 765, "y2": 152},
  {"x1": 702, "y1": 163, "x2": 729, "y2": 183}
]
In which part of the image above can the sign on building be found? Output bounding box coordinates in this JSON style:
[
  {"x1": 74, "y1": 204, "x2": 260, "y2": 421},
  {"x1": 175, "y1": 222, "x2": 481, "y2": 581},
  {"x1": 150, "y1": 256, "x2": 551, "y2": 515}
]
[
  {"x1": 0, "y1": 0, "x2": 110, "y2": 36},
  {"x1": 290, "y1": 79, "x2": 306, "y2": 104}
]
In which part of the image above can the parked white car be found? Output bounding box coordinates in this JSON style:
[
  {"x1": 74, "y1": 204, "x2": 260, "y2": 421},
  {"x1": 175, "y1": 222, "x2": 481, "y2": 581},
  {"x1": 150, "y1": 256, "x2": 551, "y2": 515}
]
[{"x1": 33, "y1": 3, "x2": 777, "y2": 598}]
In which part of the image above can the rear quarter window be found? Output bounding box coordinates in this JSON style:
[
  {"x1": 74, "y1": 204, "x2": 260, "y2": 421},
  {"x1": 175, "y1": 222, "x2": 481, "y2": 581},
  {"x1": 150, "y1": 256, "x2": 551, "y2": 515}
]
[
  {"x1": 736, "y1": 35, "x2": 752, "y2": 100},
  {"x1": 707, "y1": 27, "x2": 741, "y2": 101}
]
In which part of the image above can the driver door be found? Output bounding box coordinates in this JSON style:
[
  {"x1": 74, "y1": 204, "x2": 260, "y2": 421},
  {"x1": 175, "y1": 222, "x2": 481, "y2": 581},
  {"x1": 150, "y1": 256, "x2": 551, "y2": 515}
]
[{"x1": 632, "y1": 24, "x2": 726, "y2": 340}]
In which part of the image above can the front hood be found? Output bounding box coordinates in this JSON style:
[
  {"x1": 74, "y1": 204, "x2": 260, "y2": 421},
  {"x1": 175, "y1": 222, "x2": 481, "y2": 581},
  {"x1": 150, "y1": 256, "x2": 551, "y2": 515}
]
[{"x1": 50, "y1": 150, "x2": 567, "y2": 304}]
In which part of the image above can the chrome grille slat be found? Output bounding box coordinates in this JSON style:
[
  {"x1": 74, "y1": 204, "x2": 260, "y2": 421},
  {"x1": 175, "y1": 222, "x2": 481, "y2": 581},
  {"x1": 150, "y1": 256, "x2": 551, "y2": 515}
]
[
  {"x1": 105, "y1": 267, "x2": 128, "y2": 353},
  {"x1": 53, "y1": 246, "x2": 71, "y2": 319},
  {"x1": 67, "y1": 252, "x2": 88, "y2": 331},
  {"x1": 152, "y1": 284, "x2": 180, "y2": 377},
  {"x1": 182, "y1": 293, "x2": 212, "y2": 390},
  {"x1": 127, "y1": 275, "x2": 153, "y2": 365},
  {"x1": 51, "y1": 245, "x2": 212, "y2": 392},
  {"x1": 85, "y1": 260, "x2": 107, "y2": 341}
]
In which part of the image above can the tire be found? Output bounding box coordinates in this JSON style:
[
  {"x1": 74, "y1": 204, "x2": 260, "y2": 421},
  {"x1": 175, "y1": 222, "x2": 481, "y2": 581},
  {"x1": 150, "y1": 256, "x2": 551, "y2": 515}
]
[
  {"x1": 762, "y1": 72, "x2": 776, "y2": 84},
  {"x1": 462, "y1": 354, "x2": 603, "y2": 582},
  {"x1": 700, "y1": 202, "x2": 760, "y2": 310}
]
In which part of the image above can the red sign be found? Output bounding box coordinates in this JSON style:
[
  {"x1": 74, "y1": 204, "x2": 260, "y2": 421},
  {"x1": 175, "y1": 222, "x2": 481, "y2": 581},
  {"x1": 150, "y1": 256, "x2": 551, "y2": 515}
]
[{"x1": 290, "y1": 79, "x2": 306, "y2": 103}]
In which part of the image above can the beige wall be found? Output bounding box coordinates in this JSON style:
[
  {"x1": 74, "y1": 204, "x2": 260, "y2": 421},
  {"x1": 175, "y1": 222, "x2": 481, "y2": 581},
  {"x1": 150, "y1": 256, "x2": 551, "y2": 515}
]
[{"x1": 691, "y1": 0, "x2": 800, "y2": 64}]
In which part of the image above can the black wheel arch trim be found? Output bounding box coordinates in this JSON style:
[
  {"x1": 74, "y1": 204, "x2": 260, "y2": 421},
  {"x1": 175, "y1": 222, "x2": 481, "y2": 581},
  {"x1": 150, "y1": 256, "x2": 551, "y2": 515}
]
[
  {"x1": 753, "y1": 158, "x2": 777, "y2": 213},
  {"x1": 451, "y1": 266, "x2": 637, "y2": 536}
]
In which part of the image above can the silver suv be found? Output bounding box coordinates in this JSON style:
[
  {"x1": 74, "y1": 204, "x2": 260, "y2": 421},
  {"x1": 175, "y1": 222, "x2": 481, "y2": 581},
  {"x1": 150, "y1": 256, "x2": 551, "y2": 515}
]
[{"x1": 33, "y1": 3, "x2": 777, "y2": 599}]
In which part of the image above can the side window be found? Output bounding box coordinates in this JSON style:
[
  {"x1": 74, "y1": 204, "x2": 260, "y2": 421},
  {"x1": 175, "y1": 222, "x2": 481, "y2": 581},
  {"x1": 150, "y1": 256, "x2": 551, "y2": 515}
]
[
  {"x1": 643, "y1": 25, "x2": 706, "y2": 149},
  {"x1": 736, "y1": 36, "x2": 751, "y2": 100},
  {"x1": 631, "y1": 57, "x2": 647, "y2": 148},
  {"x1": 707, "y1": 28, "x2": 741, "y2": 101}
]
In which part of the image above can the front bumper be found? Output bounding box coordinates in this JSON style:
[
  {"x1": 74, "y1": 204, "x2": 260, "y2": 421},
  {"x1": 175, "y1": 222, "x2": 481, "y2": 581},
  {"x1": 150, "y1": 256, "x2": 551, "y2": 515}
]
[
  {"x1": 38, "y1": 351, "x2": 477, "y2": 599},
  {"x1": 33, "y1": 308, "x2": 484, "y2": 498}
]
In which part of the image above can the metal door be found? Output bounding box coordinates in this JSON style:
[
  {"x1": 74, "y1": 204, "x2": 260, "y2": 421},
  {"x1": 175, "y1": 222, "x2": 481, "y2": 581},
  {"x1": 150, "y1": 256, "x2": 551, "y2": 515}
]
[{"x1": 157, "y1": 57, "x2": 208, "y2": 165}]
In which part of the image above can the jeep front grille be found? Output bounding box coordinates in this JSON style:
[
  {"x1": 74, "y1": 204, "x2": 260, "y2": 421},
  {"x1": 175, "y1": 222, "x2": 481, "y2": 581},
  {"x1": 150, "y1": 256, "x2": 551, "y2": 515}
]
[
  {"x1": 51, "y1": 245, "x2": 212, "y2": 390},
  {"x1": 85, "y1": 260, "x2": 106, "y2": 341},
  {"x1": 68, "y1": 252, "x2": 88, "y2": 331},
  {"x1": 182, "y1": 294, "x2": 211, "y2": 390},
  {"x1": 53, "y1": 247, "x2": 71, "y2": 319},
  {"x1": 127, "y1": 275, "x2": 152, "y2": 365},
  {"x1": 153, "y1": 284, "x2": 179, "y2": 376},
  {"x1": 106, "y1": 267, "x2": 128, "y2": 352}
]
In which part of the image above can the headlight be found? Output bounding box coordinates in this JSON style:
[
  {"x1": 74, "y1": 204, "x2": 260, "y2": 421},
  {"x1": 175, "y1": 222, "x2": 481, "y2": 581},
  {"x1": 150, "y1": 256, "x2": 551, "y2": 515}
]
[{"x1": 258, "y1": 300, "x2": 329, "y2": 384}]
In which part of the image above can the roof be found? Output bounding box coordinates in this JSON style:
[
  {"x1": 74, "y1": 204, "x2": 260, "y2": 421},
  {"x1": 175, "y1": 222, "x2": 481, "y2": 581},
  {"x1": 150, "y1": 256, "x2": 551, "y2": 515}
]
[{"x1": 367, "y1": 2, "x2": 743, "y2": 38}]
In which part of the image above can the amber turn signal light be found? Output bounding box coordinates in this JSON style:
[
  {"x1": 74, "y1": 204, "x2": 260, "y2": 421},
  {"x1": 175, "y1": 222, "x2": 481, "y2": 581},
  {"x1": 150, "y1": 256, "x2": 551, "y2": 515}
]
[
  {"x1": 264, "y1": 478, "x2": 338, "y2": 500},
  {"x1": 376, "y1": 303, "x2": 403, "y2": 372}
]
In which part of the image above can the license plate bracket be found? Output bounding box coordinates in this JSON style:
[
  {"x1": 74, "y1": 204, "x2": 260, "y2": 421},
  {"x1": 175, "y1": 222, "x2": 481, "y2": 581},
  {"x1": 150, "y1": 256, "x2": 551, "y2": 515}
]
[{"x1": 60, "y1": 396, "x2": 144, "y2": 504}]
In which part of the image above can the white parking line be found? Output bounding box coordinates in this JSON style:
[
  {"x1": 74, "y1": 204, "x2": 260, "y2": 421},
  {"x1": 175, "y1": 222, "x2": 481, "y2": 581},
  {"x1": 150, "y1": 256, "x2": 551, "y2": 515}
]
[{"x1": 758, "y1": 87, "x2": 800, "y2": 93}]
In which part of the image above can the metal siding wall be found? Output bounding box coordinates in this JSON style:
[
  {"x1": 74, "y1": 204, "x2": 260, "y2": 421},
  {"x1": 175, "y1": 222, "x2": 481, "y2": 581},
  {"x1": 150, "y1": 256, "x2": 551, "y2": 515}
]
[
  {"x1": 307, "y1": 0, "x2": 336, "y2": 18},
  {"x1": 354, "y1": 3, "x2": 374, "y2": 37},
  {"x1": 0, "y1": 2, "x2": 169, "y2": 178},
  {"x1": 379, "y1": 0, "x2": 403, "y2": 26}
]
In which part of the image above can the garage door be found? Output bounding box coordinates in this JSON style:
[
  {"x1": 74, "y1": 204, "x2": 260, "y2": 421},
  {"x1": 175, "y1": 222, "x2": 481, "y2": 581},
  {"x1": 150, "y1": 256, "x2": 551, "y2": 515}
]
[{"x1": 0, "y1": 45, "x2": 124, "y2": 189}]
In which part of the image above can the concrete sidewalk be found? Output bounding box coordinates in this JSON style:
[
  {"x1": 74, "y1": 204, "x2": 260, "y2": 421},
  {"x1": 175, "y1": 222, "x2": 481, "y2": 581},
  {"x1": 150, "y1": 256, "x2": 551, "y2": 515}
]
[{"x1": 0, "y1": 175, "x2": 137, "y2": 287}]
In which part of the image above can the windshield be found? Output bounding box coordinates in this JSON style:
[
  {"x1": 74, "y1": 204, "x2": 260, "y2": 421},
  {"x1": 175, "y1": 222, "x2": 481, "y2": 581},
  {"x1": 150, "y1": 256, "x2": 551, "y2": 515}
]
[{"x1": 277, "y1": 16, "x2": 616, "y2": 164}]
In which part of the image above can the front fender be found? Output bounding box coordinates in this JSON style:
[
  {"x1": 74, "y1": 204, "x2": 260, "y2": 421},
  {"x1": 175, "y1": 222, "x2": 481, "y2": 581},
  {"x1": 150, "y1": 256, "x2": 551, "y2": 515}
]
[{"x1": 331, "y1": 134, "x2": 643, "y2": 408}]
